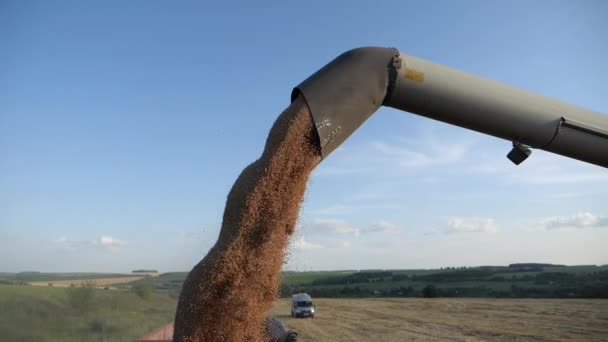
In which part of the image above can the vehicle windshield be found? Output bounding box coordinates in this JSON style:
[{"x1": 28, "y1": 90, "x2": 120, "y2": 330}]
[{"x1": 297, "y1": 301, "x2": 313, "y2": 307}]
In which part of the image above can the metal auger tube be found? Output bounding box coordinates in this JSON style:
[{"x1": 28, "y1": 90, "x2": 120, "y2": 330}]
[{"x1": 293, "y1": 47, "x2": 608, "y2": 167}]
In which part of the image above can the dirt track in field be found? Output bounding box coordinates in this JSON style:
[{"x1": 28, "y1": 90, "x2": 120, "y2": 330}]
[
  {"x1": 29, "y1": 277, "x2": 144, "y2": 287},
  {"x1": 272, "y1": 298, "x2": 608, "y2": 341}
]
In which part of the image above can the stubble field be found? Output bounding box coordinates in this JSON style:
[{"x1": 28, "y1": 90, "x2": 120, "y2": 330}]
[
  {"x1": 29, "y1": 276, "x2": 145, "y2": 287},
  {"x1": 273, "y1": 298, "x2": 608, "y2": 341}
]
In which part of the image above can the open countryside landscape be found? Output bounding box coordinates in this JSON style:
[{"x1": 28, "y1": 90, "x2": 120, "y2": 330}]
[
  {"x1": 1, "y1": 264, "x2": 607, "y2": 341},
  {"x1": 0, "y1": 284, "x2": 176, "y2": 342},
  {"x1": 4, "y1": 1, "x2": 608, "y2": 341}
]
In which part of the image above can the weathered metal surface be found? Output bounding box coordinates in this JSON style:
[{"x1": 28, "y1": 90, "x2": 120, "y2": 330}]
[
  {"x1": 292, "y1": 47, "x2": 398, "y2": 159},
  {"x1": 387, "y1": 52, "x2": 608, "y2": 167},
  {"x1": 294, "y1": 47, "x2": 608, "y2": 167}
]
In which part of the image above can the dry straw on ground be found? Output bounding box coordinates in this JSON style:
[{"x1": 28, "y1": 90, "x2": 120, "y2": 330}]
[{"x1": 273, "y1": 298, "x2": 608, "y2": 341}]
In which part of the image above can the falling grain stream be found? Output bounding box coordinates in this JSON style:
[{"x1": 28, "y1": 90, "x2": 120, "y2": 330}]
[{"x1": 173, "y1": 96, "x2": 321, "y2": 341}]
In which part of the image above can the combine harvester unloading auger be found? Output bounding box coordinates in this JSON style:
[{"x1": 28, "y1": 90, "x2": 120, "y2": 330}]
[
  {"x1": 169, "y1": 47, "x2": 608, "y2": 342},
  {"x1": 295, "y1": 47, "x2": 608, "y2": 166}
]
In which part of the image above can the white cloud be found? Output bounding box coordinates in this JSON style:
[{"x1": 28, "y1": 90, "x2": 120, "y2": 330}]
[
  {"x1": 446, "y1": 218, "x2": 499, "y2": 234},
  {"x1": 535, "y1": 212, "x2": 608, "y2": 230},
  {"x1": 291, "y1": 237, "x2": 323, "y2": 250},
  {"x1": 308, "y1": 219, "x2": 361, "y2": 237},
  {"x1": 305, "y1": 218, "x2": 402, "y2": 237},
  {"x1": 366, "y1": 220, "x2": 401, "y2": 233},
  {"x1": 51, "y1": 235, "x2": 127, "y2": 249},
  {"x1": 51, "y1": 236, "x2": 89, "y2": 248},
  {"x1": 95, "y1": 236, "x2": 127, "y2": 247}
]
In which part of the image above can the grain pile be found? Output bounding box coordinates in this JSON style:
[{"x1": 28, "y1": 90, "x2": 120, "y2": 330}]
[{"x1": 173, "y1": 95, "x2": 321, "y2": 341}]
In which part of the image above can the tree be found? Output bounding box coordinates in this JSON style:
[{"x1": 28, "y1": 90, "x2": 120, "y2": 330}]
[
  {"x1": 422, "y1": 285, "x2": 438, "y2": 298},
  {"x1": 132, "y1": 280, "x2": 153, "y2": 300}
]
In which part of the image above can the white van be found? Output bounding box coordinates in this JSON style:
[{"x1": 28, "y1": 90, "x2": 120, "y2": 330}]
[{"x1": 291, "y1": 293, "x2": 315, "y2": 318}]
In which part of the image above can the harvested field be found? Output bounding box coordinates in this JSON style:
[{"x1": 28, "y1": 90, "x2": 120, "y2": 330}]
[
  {"x1": 29, "y1": 276, "x2": 144, "y2": 287},
  {"x1": 272, "y1": 298, "x2": 608, "y2": 341}
]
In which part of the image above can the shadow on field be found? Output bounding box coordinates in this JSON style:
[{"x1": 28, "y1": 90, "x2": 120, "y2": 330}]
[{"x1": 273, "y1": 314, "x2": 292, "y2": 320}]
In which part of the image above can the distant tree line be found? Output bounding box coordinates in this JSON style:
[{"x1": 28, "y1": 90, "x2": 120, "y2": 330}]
[
  {"x1": 280, "y1": 284, "x2": 417, "y2": 298},
  {"x1": 279, "y1": 269, "x2": 608, "y2": 299},
  {"x1": 306, "y1": 268, "x2": 558, "y2": 285},
  {"x1": 311, "y1": 271, "x2": 394, "y2": 286},
  {"x1": 125, "y1": 266, "x2": 608, "y2": 300}
]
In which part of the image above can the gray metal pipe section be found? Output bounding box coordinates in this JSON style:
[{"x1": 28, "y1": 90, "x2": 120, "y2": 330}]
[
  {"x1": 292, "y1": 47, "x2": 398, "y2": 156},
  {"x1": 293, "y1": 47, "x2": 608, "y2": 168},
  {"x1": 387, "y1": 52, "x2": 608, "y2": 167}
]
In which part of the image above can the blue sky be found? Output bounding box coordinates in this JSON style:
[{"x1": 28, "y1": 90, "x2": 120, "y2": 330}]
[{"x1": 1, "y1": 1, "x2": 607, "y2": 272}]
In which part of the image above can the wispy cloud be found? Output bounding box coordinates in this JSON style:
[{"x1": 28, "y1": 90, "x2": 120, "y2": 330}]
[
  {"x1": 535, "y1": 212, "x2": 608, "y2": 230},
  {"x1": 372, "y1": 141, "x2": 468, "y2": 168},
  {"x1": 94, "y1": 236, "x2": 127, "y2": 247},
  {"x1": 469, "y1": 151, "x2": 608, "y2": 185},
  {"x1": 314, "y1": 135, "x2": 473, "y2": 177},
  {"x1": 367, "y1": 220, "x2": 401, "y2": 233},
  {"x1": 307, "y1": 219, "x2": 360, "y2": 237},
  {"x1": 52, "y1": 235, "x2": 128, "y2": 249},
  {"x1": 512, "y1": 172, "x2": 608, "y2": 185},
  {"x1": 51, "y1": 236, "x2": 88, "y2": 248},
  {"x1": 350, "y1": 192, "x2": 384, "y2": 202},
  {"x1": 314, "y1": 203, "x2": 399, "y2": 216},
  {"x1": 175, "y1": 229, "x2": 207, "y2": 239},
  {"x1": 52, "y1": 236, "x2": 68, "y2": 244},
  {"x1": 313, "y1": 166, "x2": 370, "y2": 177},
  {"x1": 291, "y1": 237, "x2": 324, "y2": 250},
  {"x1": 314, "y1": 204, "x2": 352, "y2": 216},
  {"x1": 305, "y1": 218, "x2": 402, "y2": 236},
  {"x1": 548, "y1": 192, "x2": 594, "y2": 200},
  {"x1": 446, "y1": 218, "x2": 499, "y2": 234}
]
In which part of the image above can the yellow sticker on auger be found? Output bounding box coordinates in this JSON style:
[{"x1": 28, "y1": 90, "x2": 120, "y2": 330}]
[{"x1": 405, "y1": 68, "x2": 425, "y2": 82}]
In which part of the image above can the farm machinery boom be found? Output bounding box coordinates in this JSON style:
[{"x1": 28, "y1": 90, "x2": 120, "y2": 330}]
[{"x1": 293, "y1": 47, "x2": 608, "y2": 167}]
